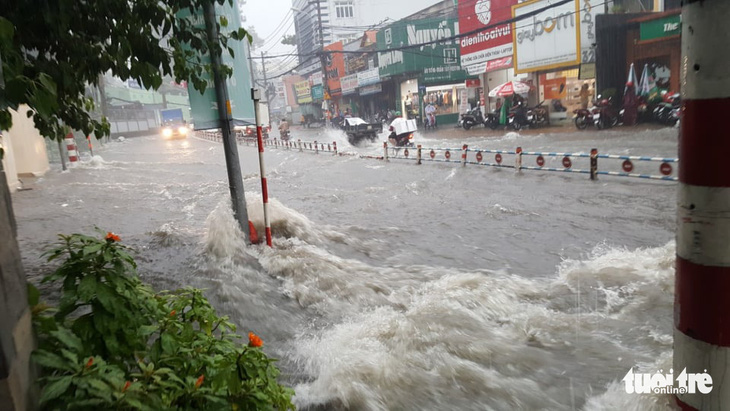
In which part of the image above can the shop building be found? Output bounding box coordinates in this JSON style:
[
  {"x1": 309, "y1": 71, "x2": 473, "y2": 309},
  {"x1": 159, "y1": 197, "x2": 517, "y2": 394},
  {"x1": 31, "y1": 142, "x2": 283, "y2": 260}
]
[
  {"x1": 596, "y1": 8, "x2": 680, "y2": 104},
  {"x1": 377, "y1": 9, "x2": 477, "y2": 125}
]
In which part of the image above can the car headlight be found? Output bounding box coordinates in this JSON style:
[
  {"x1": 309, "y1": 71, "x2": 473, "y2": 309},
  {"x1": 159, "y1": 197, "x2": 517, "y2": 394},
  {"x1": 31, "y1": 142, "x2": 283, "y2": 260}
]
[
  {"x1": 162, "y1": 128, "x2": 173, "y2": 137},
  {"x1": 178, "y1": 126, "x2": 188, "y2": 135}
]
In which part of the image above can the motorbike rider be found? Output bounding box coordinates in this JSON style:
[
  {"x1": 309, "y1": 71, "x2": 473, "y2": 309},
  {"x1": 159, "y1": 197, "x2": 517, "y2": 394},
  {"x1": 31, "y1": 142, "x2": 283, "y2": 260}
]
[
  {"x1": 512, "y1": 93, "x2": 528, "y2": 126},
  {"x1": 278, "y1": 118, "x2": 290, "y2": 139},
  {"x1": 424, "y1": 102, "x2": 437, "y2": 127}
]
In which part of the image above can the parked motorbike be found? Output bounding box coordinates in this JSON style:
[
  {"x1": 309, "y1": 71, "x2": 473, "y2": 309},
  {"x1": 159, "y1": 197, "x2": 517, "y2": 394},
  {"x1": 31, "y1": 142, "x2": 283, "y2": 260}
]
[
  {"x1": 653, "y1": 92, "x2": 681, "y2": 126},
  {"x1": 279, "y1": 130, "x2": 290, "y2": 141},
  {"x1": 573, "y1": 96, "x2": 618, "y2": 130},
  {"x1": 459, "y1": 107, "x2": 485, "y2": 130},
  {"x1": 529, "y1": 101, "x2": 549, "y2": 128}
]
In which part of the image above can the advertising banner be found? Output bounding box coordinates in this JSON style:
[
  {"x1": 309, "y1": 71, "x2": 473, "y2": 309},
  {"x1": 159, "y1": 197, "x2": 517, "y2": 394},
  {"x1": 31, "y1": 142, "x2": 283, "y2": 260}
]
[
  {"x1": 512, "y1": 0, "x2": 581, "y2": 74},
  {"x1": 324, "y1": 42, "x2": 345, "y2": 96},
  {"x1": 542, "y1": 77, "x2": 567, "y2": 99},
  {"x1": 310, "y1": 72, "x2": 323, "y2": 86},
  {"x1": 360, "y1": 84, "x2": 382, "y2": 95},
  {"x1": 179, "y1": 0, "x2": 255, "y2": 129},
  {"x1": 458, "y1": 0, "x2": 518, "y2": 74},
  {"x1": 341, "y1": 74, "x2": 359, "y2": 95},
  {"x1": 294, "y1": 81, "x2": 312, "y2": 104},
  {"x1": 357, "y1": 67, "x2": 380, "y2": 86}
]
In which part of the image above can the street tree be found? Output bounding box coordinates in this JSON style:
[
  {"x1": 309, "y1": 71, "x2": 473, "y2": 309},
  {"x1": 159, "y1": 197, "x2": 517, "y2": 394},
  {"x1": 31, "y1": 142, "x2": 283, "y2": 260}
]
[
  {"x1": 0, "y1": 0, "x2": 251, "y2": 142},
  {"x1": 281, "y1": 34, "x2": 297, "y2": 46}
]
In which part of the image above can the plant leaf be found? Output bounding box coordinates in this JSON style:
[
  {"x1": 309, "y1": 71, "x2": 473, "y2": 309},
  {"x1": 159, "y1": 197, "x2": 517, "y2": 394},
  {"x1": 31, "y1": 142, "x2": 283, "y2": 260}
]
[{"x1": 40, "y1": 376, "x2": 73, "y2": 403}]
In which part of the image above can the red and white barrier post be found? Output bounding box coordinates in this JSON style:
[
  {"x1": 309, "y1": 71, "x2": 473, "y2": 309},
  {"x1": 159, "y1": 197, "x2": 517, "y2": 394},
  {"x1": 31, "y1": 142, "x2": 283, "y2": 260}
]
[
  {"x1": 417, "y1": 144, "x2": 422, "y2": 165},
  {"x1": 252, "y1": 89, "x2": 272, "y2": 247},
  {"x1": 675, "y1": 2, "x2": 730, "y2": 409},
  {"x1": 461, "y1": 144, "x2": 468, "y2": 167},
  {"x1": 65, "y1": 133, "x2": 78, "y2": 165},
  {"x1": 590, "y1": 148, "x2": 598, "y2": 180},
  {"x1": 86, "y1": 135, "x2": 94, "y2": 157},
  {"x1": 314, "y1": 140, "x2": 319, "y2": 154},
  {"x1": 333, "y1": 141, "x2": 338, "y2": 156},
  {"x1": 298, "y1": 139, "x2": 302, "y2": 152},
  {"x1": 515, "y1": 147, "x2": 522, "y2": 173},
  {"x1": 383, "y1": 141, "x2": 389, "y2": 162}
]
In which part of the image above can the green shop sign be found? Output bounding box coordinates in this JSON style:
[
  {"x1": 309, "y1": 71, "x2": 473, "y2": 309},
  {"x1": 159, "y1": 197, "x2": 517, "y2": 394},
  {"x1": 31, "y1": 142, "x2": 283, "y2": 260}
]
[
  {"x1": 377, "y1": 17, "x2": 470, "y2": 84},
  {"x1": 311, "y1": 85, "x2": 324, "y2": 101},
  {"x1": 640, "y1": 15, "x2": 681, "y2": 41}
]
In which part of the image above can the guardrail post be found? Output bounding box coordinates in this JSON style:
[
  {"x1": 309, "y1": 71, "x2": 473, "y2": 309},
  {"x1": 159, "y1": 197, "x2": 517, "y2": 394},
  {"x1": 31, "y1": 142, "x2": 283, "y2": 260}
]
[
  {"x1": 298, "y1": 139, "x2": 302, "y2": 152},
  {"x1": 417, "y1": 145, "x2": 422, "y2": 165},
  {"x1": 462, "y1": 144, "x2": 468, "y2": 167},
  {"x1": 333, "y1": 141, "x2": 338, "y2": 156},
  {"x1": 515, "y1": 147, "x2": 522, "y2": 173},
  {"x1": 675, "y1": 2, "x2": 730, "y2": 409},
  {"x1": 314, "y1": 140, "x2": 319, "y2": 154},
  {"x1": 384, "y1": 141, "x2": 389, "y2": 162},
  {"x1": 590, "y1": 148, "x2": 598, "y2": 180}
]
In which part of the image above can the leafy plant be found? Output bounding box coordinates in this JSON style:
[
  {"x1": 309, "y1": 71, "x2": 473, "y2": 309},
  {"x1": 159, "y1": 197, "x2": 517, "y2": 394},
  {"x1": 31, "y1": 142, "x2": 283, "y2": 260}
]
[
  {"x1": 0, "y1": 0, "x2": 252, "y2": 140},
  {"x1": 30, "y1": 231, "x2": 294, "y2": 410}
]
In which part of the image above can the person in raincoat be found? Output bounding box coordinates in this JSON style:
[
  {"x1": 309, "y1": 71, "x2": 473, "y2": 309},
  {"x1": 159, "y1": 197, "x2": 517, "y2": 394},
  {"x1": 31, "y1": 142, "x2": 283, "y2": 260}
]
[
  {"x1": 623, "y1": 82, "x2": 639, "y2": 126},
  {"x1": 500, "y1": 95, "x2": 512, "y2": 125}
]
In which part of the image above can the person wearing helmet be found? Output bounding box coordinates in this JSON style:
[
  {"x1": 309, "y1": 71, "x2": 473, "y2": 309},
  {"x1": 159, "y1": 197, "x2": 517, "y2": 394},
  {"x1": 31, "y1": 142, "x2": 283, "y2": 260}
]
[
  {"x1": 623, "y1": 82, "x2": 638, "y2": 126},
  {"x1": 577, "y1": 83, "x2": 591, "y2": 110}
]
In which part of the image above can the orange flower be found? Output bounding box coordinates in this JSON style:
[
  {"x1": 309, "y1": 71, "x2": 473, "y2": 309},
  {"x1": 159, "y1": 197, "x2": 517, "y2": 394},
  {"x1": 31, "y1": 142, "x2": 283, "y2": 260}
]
[
  {"x1": 85, "y1": 357, "x2": 94, "y2": 369},
  {"x1": 170, "y1": 310, "x2": 176, "y2": 317},
  {"x1": 105, "y1": 232, "x2": 121, "y2": 242},
  {"x1": 248, "y1": 332, "x2": 263, "y2": 348},
  {"x1": 122, "y1": 381, "x2": 131, "y2": 392},
  {"x1": 195, "y1": 375, "x2": 204, "y2": 389}
]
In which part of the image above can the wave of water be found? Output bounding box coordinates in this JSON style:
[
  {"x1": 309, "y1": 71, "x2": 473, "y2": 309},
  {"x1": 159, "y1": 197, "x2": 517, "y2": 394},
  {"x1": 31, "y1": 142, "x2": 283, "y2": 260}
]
[{"x1": 193, "y1": 197, "x2": 676, "y2": 410}]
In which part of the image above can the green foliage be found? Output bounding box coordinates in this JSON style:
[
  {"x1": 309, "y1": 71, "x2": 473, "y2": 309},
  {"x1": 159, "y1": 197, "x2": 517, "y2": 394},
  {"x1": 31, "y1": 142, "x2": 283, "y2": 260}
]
[
  {"x1": 0, "y1": 0, "x2": 251, "y2": 139},
  {"x1": 30, "y1": 232, "x2": 295, "y2": 410},
  {"x1": 280, "y1": 35, "x2": 297, "y2": 47}
]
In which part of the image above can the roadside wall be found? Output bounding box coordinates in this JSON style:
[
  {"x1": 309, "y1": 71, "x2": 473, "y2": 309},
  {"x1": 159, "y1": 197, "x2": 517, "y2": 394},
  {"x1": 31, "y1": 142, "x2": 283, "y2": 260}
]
[{"x1": 0, "y1": 160, "x2": 35, "y2": 410}]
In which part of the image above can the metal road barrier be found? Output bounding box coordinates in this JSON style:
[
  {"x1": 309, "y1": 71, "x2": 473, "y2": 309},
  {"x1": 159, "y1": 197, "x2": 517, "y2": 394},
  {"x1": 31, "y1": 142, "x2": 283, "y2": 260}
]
[{"x1": 193, "y1": 131, "x2": 678, "y2": 182}]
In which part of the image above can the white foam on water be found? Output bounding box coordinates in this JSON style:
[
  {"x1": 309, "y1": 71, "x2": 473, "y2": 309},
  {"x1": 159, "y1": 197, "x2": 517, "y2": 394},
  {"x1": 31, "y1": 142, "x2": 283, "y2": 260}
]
[{"x1": 194, "y1": 195, "x2": 675, "y2": 410}]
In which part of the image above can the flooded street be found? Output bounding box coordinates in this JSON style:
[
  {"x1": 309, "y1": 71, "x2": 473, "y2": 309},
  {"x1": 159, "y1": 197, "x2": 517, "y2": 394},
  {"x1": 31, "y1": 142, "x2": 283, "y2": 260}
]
[{"x1": 12, "y1": 125, "x2": 679, "y2": 410}]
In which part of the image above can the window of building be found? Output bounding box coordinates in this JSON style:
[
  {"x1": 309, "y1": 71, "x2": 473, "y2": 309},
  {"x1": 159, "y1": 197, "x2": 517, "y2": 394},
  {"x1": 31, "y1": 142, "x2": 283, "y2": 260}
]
[{"x1": 335, "y1": 1, "x2": 353, "y2": 18}]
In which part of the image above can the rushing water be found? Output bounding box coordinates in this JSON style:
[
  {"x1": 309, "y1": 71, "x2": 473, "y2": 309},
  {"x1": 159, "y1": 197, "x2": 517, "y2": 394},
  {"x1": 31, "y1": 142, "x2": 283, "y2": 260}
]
[{"x1": 13, "y1": 126, "x2": 679, "y2": 410}]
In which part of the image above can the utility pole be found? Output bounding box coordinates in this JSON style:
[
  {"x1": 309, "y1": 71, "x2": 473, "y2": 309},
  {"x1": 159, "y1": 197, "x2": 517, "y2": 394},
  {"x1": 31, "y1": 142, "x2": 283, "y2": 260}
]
[
  {"x1": 674, "y1": 1, "x2": 730, "y2": 409},
  {"x1": 260, "y1": 51, "x2": 272, "y2": 126},
  {"x1": 315, "y1": 0, "x2": 330, "y2": 117},
  {"x1": 203, "y1": 1, "x2": 250, "y2": 238}
]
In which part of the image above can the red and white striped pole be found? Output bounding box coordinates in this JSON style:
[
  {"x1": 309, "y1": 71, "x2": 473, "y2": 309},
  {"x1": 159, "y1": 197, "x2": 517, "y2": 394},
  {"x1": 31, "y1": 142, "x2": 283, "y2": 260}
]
[
  {"x1": 675, "y1": 1, "x2": 730, "y2": 409},
  {"x1": 333, "y1": 141, "x2": 338, "y2": 156},
  {"x1": 252, "y1": 90, "x2": 272, "y2": 247},
  {"x1": 86, "y1": 135, "x2": 94, "y2": 157},
  {"x1": 461, "y1": 144, "x2": 468, "y2": 167},
  {"x1": 64, "y1": 133, "x2": 78, "y2": 164}
]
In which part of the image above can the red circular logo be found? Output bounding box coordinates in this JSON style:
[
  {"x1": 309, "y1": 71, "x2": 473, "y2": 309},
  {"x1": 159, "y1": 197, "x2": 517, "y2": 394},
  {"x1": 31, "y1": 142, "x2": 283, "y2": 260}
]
[
  {"x1": 495, "y1": 153, "x2": 503, "y2": 164},
  {"x1": 562, "y1": 156, "x2": 572, "y2": 168},
  {"x1": 622, "y1": 160, "x2": 634, "y2": 172},
  {"x1": 404, "y1": 149, "x2": 409, "y2": 157},
  {"x1": 476, "y1": 151, "x2": 483, "y2": 162},
  {"x1": 445, "y1": 151, "x2": 451, "y2": 159},
  {"x1": 430, "y1": 150, "x2": 435, "y2": 159},
  {"x1": 537, "y1": 156, "x2": 545, "y2": 167},
  {"x1": 660, "y1": 162, "x2": 673, "y2": 176}
]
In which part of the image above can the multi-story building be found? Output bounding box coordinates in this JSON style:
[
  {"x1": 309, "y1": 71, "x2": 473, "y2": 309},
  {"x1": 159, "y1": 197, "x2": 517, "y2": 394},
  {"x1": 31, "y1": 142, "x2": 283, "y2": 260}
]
[{"x1": 292, "y1": 0, "x2": 442, "y2": 74}]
